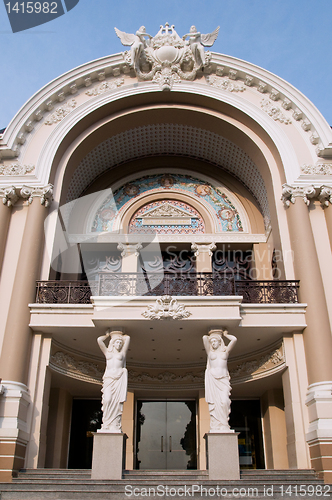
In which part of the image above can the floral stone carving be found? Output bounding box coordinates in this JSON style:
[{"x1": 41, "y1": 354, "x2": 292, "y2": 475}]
[
  {"x1": 142, "y1": 295, "x2": 191, "y2": 320},
  {"x1": 0, "y1": 164, "x2": 34, "y2": 176},
  {"x1": 44, "y1": 99, "x2": 77, "y2": 125},
  {"x1": 115, "y1": 23, "x2": 219, "y2": 90}
]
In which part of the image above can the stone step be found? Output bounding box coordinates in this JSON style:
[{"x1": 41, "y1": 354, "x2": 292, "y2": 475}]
[{"x1": 1, "y1": 468, "x2": 328, "y2": 500}]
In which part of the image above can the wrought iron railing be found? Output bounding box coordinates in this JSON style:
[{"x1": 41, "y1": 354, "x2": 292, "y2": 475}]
[{"x1": 35, "y1": 274, "x2": 299, "y2": 304}]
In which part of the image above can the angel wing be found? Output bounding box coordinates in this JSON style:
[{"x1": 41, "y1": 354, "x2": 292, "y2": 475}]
[
  {"x1": 114, "y1": 27, "x2": 137, "y2": 46},
  {"x1": 201, "y1": 27, "x2": 220, "y2": 47}
]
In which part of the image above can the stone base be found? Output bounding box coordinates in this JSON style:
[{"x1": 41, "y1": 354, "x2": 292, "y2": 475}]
[
  {"x1": 204, "y1": 432, "x2": 240, "y2": 480},
  {"x1": 91, "y1": 432, "x2": 127, "y2": 480}
]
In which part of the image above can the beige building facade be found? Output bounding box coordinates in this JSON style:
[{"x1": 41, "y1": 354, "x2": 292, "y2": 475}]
[{"x1": 1, "y1": 24, "x2": 332, "y2": 483}]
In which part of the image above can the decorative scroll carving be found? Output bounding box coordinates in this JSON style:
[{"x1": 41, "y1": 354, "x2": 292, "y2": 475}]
[
  {"x1": 142, "y1": 295, "x2": 191, "y2": 320},
  {"x1": 301, "y1": 164, "x2": 332, "y2": 176},
  {"x1": 207, "y1": 76, "x2": 245, "y2": 92},
  {"x1": 0, "y1": 164, "x2": 34, "y2": 176},
  {"x1": 117, "y1": 242, "x2": 142, "y2": 257},
  {"x1": 191, "y1": 242, "x2": 216, "y2": 257},
  {"x1": 229, "y1": 346, "x2": 284, "y2": 379},
  {"x1": 281, "y1": 184, "x2": 316, "y2": 207},
  {"x1": 44, "y1": 100, "x2": 77, "y2": 125},
  {"x1": 85, "y1": 78, "x2": 125, "y2": 96},
  {"x1": 1, "y1": 186, "x2": 18, "y2": 207},
  {"x1": 318, "y1": 186, "x2": 332, "y2": 207},
  {"x1": 260, "y1": 98, "x2": 292, "y2": 124},
  {"x1": 115, "y1": 23, "x2": 219, "y2": 90},
  {"x1": 20, "y1": 184, "x2": 53, "y2": 207}
]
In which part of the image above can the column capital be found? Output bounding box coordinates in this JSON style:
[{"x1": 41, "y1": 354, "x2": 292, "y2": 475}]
[
  {"x1": 1, "y1": 186, "x2": 19, "y2": 207},
  {"x1": 117, "y1": 242, "x2": 142, "y2": 257},
  {"x1": 281, "y1": 184, "x2": 317, "y2": 207},
  {"x1": 20, "y1": 184, "x2": 53, "y2": 207},
  {"x1": 191, "y1": 242, "x2": 216, "y2": 257},
  {"x1": 318, "y1": 185, "x2": 332, "y2": 207}
]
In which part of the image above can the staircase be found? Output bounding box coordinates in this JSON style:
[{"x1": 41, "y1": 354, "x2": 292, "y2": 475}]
[{"x1": 0, "y1": 468, "x2": 328, "y2": 500}]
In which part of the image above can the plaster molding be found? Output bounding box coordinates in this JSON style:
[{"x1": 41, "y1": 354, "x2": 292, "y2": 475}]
[
  {"x1": 20, "y1": 184, "x2": 54, "y2": 207},
  {"x1": 0, "y1": 163, "x2": 34, "y2": 176},
  {"x1": 49, "y1": 351, "x2": 103, "y2": 385},
  {"x1": 301, "y1": 164, "x2": 332, "y2": 176},
  {"x1": 207, "y1": 75, "x2": 245, "y2": 93},
  {"x1": 85, "y1": 78, "x2": 124, "y2": 97},
  {"x1": 44, "y1": 99, "x2": 77, "y2": 125},
  {"x1": 281, "y1": 184, "x2": 317, "y2": 207},
  {"x1": 260, "y1": 98, "x2": 292, "y2": 124},
  {"x1": 117, "y1": 242, "x2": 142, "y2": 257},
  {"x1": 142, "y1": 295, "x2": 191, "y2": 320},
  {"x1": 1, "y1": 186, "x2": 19, "y2": 207},
  {"x1": 229, "y1": 345, "x2": 284, "y2": 380},
  {"x1": 191, "y1": 242, "x2": 216, "y2": 257}
]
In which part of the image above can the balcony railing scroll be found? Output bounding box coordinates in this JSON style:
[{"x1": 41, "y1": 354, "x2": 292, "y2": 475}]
[{"x1": 35, "y1": 273, "x2": 299, "y2": 305}]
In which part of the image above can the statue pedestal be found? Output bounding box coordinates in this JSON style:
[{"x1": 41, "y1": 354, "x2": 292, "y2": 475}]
[
  {"x1": 91, "y1": 432, "x2": 127, "y2": 479},
  {"x1": 204, "y1": 432, "x2": 240, "y2": 480}
]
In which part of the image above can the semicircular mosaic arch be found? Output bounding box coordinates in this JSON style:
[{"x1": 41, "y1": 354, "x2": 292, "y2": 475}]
[{"x1": 91, "y1": 173, "x2": 245, "y2": 234}]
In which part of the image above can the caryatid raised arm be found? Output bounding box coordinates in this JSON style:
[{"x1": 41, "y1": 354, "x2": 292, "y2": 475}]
[
  {"x1": 203, "y1": 328, "x2": 237, "y2": 432},
  {"x1": 97, "y1": 330, "x2": 130, "y2": 433}
]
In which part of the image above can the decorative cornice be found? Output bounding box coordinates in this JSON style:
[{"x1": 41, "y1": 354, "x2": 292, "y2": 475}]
[
  {"x1": 191, "y1": 242, "x2": 216, "y2": 257},
  {"x1": 50, "y1": 351, "x2": 104, "y2": 385},
  {"x1": 207, "y1": 75, "x2": 245, "y2": 93},
  {"x1": 142, "y1": 295, "x2": 191, "y2": 320},
  {"x1": 229, "y1": 345, "x2": 284, "y2": 381},
  {"x1": 85, "y1": 78, "x2": 124, "y2": 97},
  {"x1": 117, "y1": 242, "x2": 142, "y2": 257},
  {"x1": 301, "y1": 164, "x2": 332, "y2": 176},
  {"x1": 20, "y1": 184, "x2": 54, "y2": 207},
  {"x1": 318, "y1": 186, "x2": 332, "y2": 207},
  {"x1": 281, "y1": 184, "x2": 316, "y2": 207},
  {"x1": 44, "y1": 99, "x2": 77, "y2": 125},
  {"x1": 260, "y1": 98, "x2": 292, "y2": 124},
  {"x1": 0, "y1": 163, "x2": 35, "y2": 176},
  {"x1": 1, "y1": 186, "x2": 19, "y2": 207}
]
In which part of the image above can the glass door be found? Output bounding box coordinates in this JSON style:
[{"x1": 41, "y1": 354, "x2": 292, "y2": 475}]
[{"x1": 135, "y1": 400, "x2": 197, "y2": 470}]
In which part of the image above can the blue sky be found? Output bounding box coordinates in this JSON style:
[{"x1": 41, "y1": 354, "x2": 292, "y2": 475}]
[{"x1": 1, "y1": 0, "x2": 332, "y2": 128}]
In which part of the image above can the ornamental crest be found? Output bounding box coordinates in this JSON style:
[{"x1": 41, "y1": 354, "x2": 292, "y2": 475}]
[
  {"x1": 142, "y1": 295, "x2": 191, "y2": 320},
  {"x1": 115, "y1": 22, "x2": 219, "y2": 90}
]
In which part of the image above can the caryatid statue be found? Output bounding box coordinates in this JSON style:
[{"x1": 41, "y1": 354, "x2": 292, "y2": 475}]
[
  {"x1": 203, "y1": 329, "x2": 237, "y2": 432},
  {"x1": 97, "y1": 330, "x2": 130, "y2": 433}
]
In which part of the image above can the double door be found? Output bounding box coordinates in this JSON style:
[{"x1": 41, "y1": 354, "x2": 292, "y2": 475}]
[{"x1": 135, "y1": 400, "x2": 197, "y2": 470}]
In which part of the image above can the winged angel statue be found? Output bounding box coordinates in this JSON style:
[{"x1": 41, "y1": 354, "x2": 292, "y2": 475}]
[
  {"x1": 114, "y1": 23, "x2": 219, "y2": 90},
  {"x1": 182, "y1": 26, "x2": 219, "y2": 68},
  {"x1": 115, "y1": 26, "x2": 152, "y2": 71}
]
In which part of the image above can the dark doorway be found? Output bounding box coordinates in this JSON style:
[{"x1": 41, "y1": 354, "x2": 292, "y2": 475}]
[
  {"x1": 68, "y1": 399, "x2": 102, "y2": 469},
  {"x1": 229, "y1": 400, "x2": 265, "y2": 469}
]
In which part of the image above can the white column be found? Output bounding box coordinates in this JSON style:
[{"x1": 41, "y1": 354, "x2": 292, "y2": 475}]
[
  {"x1": 282, "y1": 334, "x2": 310, "y2": 468},
  {"x1": 191, "y1": 243, "x2": 216, "y2": 273},
  {"x1": 25, "y1": 333, "x2": 52, "y2": 468}
]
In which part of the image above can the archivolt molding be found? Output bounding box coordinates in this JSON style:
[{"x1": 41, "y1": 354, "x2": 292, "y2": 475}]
[{"x1": 1, "y1": 49, "x2": 331, "y2": 169}]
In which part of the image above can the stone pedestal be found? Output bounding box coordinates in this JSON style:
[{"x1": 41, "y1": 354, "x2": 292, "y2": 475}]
[
  {"x1": 204, "y1": 432, "x2": 240, "y2": 480},
  {"x1": 91, "y1": 432, "x2": 127, "y2": 480}
]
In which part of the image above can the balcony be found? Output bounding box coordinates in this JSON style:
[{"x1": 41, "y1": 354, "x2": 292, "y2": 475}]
[{"x1": 35, "y1": 273, "x2": 299, "y2": 305}]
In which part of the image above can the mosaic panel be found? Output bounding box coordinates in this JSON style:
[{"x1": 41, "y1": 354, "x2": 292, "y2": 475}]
[{"x1": 91, "y1": 173, "x2": 243, "y2": 233}]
